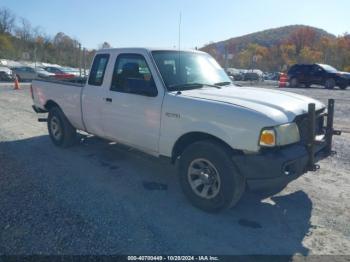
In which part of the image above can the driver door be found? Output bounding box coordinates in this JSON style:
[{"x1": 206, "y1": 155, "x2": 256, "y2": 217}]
[
  {"x1": 310, "y1": 65, "x2": 324, "y2": 85},
  {"x1": 102, "y1": 52, "x2": 164, "y2": 154}
]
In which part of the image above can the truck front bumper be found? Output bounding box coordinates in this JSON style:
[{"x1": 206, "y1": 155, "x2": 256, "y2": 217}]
[{"x1": 232, "y1": 99, "x2": 341, "y2": 191}]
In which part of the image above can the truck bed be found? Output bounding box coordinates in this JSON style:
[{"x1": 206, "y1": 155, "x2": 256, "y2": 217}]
[{"x1": 32, "y1": 79, "x2": 85, "y2": 130}]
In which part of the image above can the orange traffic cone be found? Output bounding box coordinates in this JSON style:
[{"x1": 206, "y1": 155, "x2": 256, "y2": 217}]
[
  {"x1": 278, "y1": 73, "x2": 288, "y2": 88},
  {"x1": 14, "y1": 75, "x2": 20, "y2": 90}
]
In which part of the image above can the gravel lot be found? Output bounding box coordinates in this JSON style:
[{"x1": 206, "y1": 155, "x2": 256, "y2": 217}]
[{"x1": 0, "y1": 82, "x2": 349, "y2": 256}]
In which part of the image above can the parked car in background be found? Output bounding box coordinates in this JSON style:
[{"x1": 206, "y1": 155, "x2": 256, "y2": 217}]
[
  {"x1": 11, "y1": 66, "x2": 38, "y2": 81},
  {"x1": 62, "y1": 67, "x2": 80, "y2": 77},
  {"x1": 43, "y1": 66, "x2": 75, "y2": 80},
  {"x1": 0, "y1": 66, "x2": 14, "y2": 81},
  {"x1": 226, "y1": 68, "x2": 243, "y2": 81},
  {"x1": 35, "y1": 67, "x2": 56, "y2": 79},
  {"x1": 243, "y1": 71, "x2": 260, "y2": 81},
  {"x1": 288, "y1": 63, "x2": 349, "y2": 89},
  {"x1": 264, "y1": 72, "x2": 281, "y2": 81}
]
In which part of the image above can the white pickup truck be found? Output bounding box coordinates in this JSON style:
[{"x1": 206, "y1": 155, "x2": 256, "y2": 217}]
[{"x1": 31, "y1": 48, "x2": 341, "y2": 212}]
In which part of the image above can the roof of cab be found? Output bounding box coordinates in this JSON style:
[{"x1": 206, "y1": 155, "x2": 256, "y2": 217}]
[{"x1": 95, "y1": 47, "x2": 206, "y2": 55}]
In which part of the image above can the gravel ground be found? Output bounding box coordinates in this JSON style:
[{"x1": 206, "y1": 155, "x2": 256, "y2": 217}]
[{"x1": 0, "y1": 82, "x2": 349, "y2": 256}]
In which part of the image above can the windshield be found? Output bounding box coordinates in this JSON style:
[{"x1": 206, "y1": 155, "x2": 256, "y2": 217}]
[
  {"x1": 319, "y1": 64, "x2": 338, "y2": 73},
  {"x1": 152, "y1": 51, "x2": 231, "y2": 91}
]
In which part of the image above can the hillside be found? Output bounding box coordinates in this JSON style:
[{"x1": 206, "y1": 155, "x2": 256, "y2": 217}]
[
  {"x1": 201, "y1": 25, "x2": 335, "y2": 54},
  {"x1": 200, "y1": 25, "x2": 350, "y2": 72}
]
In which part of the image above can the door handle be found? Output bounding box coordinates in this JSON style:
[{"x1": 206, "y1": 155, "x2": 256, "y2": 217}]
[{"x1": 104, "y1": 98, "x2": 112, "y2": 102}]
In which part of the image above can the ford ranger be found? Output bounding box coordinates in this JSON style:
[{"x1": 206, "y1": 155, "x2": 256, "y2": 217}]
[{"x1": 31, "y1": 48, "x2": 341, "y2": 212}]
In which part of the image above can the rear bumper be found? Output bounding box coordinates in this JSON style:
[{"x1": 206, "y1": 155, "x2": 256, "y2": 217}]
[{"x1": 233, "y1": 99, "x2": 341, "y2": 191}]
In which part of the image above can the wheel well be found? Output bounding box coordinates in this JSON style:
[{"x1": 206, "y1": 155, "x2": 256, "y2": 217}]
[
  {"x1": 171, "y1": 132, "x2": 241, "y2": 163},
  {"x1": 45, "y1": 100, "x2": 60, "y2": 111}
]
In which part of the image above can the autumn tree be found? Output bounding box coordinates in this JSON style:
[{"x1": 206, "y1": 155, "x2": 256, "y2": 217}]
[
  {"x1": 0, "y1": 34, "x2": 14, "y2": 58},
  {"x1": 15, "y1": 18, "x2": 33, "y2": 42},
  {"x1": 0, "y1": 7, "x2": 15, "y2": 34},
  {"x1": 335, "y1": 34, "x2": 350, "y2": 70},
  {"x1": 280, "y1": 44, "x2": 296, "y2": 66},
  {"x1": 287, "y1": 27, "x2": 317, "y2": 56}
]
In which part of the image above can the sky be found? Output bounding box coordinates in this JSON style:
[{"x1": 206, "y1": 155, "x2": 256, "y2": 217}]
[{"x1": 1, "y1": 0, "x2": 349, "y2": 50}]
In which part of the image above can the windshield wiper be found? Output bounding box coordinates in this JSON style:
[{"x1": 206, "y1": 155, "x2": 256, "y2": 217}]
[
  {"x1": 214, "y1": 81, "x2": 232, "y2": 86},
  {"x1": 168, "y1": 82, "x2": 221, "y2": 91}
]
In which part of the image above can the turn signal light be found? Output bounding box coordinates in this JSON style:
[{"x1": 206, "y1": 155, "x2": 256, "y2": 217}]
[{"x1": 259, "y1": 129, "x2": 276, "y2": 147}]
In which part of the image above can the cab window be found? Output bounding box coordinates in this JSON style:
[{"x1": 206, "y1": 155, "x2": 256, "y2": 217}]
[
  {"x1": 88, "y1": 54, "x2": 110, "y2": 86},
  {"x1": 110, "y1": 54, "x2": 157, "y2": 96}
]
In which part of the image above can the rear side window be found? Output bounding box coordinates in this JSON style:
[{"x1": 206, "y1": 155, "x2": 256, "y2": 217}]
[{"x1": 88, "y1": 54, "x2": 110, "y2": 86}]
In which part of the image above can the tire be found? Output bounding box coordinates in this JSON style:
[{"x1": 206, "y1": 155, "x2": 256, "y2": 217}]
[
  {"x1": 324, "y1": 78, "x2": 335, "y2": 89},
  {"x1": 289, "y1": 77, "x2": 299, "y2": 88},
  {"x1": 178, "y1": 140, "x2": 245, "y2": 212},
  {"x1": 339, "y1": 84, "x2": 348, "y2": 90},
  {"x1": 304, "y1": 83, "x2": 311, "y2": 88},
  {"x1": 47, "y1": 107, "x2": 76, "y2": 147}
]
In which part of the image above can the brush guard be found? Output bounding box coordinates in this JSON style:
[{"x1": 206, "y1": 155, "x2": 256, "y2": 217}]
[{"x1": 307, "y1": 99, "x2": 341, "y2": 171}]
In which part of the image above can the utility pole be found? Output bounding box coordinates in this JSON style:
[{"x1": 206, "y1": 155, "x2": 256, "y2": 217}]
[
  {"x1": 79, "y1": 43, "x2": 82, "y2": 77},
  {"x1": 83, "y1": 48, "x2": 86, "y2": 77},
  {"x1": 34, "y1": 46, "x2": 37, "y2": 68}
]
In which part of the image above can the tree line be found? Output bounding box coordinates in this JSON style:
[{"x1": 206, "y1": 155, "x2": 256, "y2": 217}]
[
  {"x1": 202, "y1": 27, "x2": 350, "y2": 72},
  {"x1": 0, "y1": 7, "x2": 100, "y2": 68},
  {"x1": 1, "y1": 7, "x2": 349, "y2": 73}
]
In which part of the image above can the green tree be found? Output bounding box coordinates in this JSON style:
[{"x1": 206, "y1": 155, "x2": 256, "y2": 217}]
[{"x1": 0, "y1": 34, "x2": 14, "y2": 58}]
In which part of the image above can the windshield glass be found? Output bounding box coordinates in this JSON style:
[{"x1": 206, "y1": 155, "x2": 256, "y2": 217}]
[
  {"x1": 152, "y1": 51, "x2": 231, "y2": 91},
  {"x1": 319, "y1": 64, "x2": 338, "y2": 73}
]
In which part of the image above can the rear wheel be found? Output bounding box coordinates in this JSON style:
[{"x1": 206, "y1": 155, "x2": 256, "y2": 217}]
[
  {"x1": 178, "y1": 140, "x2": 245, "y2": 212},
  {"x1": 324, "y1": 78, "x2": 335, "y2": 89},
  {"x1": 290, "y1": 77, "x2": 299, "y2": 88},
  {"x1": 48, "y1": 107, "x2": 76, "y2": 147}
]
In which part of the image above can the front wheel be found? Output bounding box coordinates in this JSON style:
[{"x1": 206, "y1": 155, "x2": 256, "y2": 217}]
[
  {"x1": 48, "y1": 107, "x2": 76, "y2": 147},
  {"x1": 339, "y1": 84, "x2": 348, "y2": 90},
  {"x1": 178, "y1": 140, "x2": 245, "y2": 212}
]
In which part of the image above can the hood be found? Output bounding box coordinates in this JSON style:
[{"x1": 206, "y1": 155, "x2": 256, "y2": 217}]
[
  {"x1": 179, "y1": 85, "x2": 325, "y2": 123},
  {"x1": 339, "y1": 72, "x2": 350, "y2": 79}
]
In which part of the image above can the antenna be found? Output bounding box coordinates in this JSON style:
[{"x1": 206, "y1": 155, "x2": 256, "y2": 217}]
[
  {"x1": 178, "y1": 12, "x2": 182, "y2": 51},
  {"x1": 177, "y1": 12, "x2": 182, "y2": 93},
  {"x1": 178, "y1": 12, "x2": 182, "y2": 82}
]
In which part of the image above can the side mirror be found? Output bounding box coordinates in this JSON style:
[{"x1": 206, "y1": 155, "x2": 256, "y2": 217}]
[{"x1": 126, "y1": 78, "x2": 158, "y2": 97}]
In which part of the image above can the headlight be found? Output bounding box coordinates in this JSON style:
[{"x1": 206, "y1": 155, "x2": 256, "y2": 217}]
[{"x1": 259, "y1": 123, "x2": 300, "y2": 147}]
